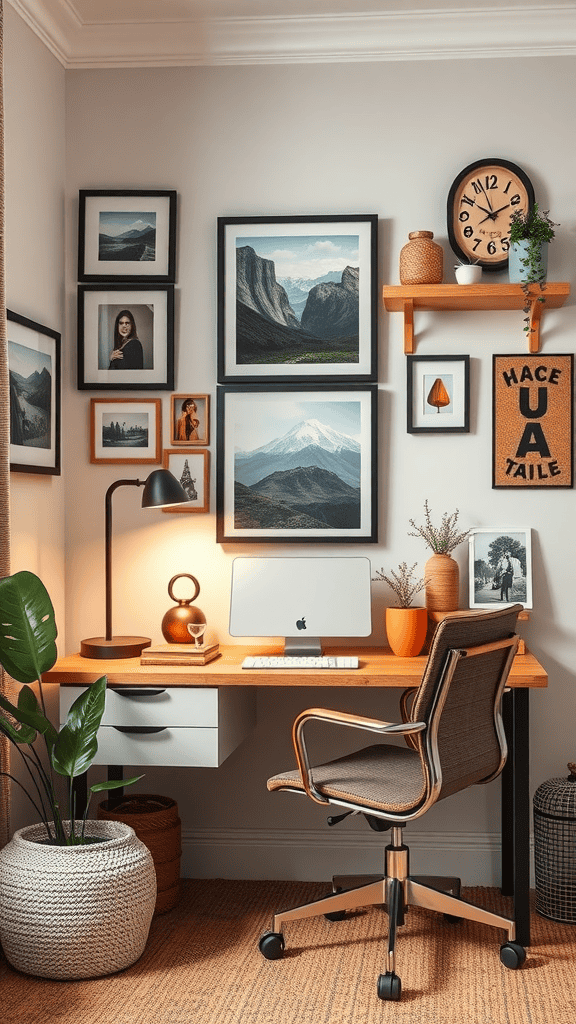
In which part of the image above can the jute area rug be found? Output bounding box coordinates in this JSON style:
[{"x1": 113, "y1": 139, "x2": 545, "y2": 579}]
[{"x1": 1, "y1": 879, "x2": 575, "y2": 1024}]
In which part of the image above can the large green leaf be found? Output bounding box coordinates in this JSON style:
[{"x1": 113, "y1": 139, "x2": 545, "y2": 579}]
[
  {"x1": 52, "y1": 676, "x2": 107, "y2": 779},
  {"x1": 0, "y1": 572, "x2": 58, "y2": 683}
]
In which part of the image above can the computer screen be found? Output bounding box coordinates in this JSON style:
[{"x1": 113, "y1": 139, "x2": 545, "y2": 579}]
[{"x1": 229, "y1": 556, "x2": 372, "y2": 655}]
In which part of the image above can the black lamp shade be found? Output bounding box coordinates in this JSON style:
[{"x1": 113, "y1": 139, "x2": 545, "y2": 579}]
[{"x1": 141, "y1": 469, "x2": 189, "y2": 508}]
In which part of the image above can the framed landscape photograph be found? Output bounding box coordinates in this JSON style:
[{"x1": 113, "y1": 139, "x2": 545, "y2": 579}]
[
  {"x1": 90, "y1": 398, "x2": 161, "y2": 464},
  {"x1": 407, "y1": 354, "x2": 470, "y2": 433},
  {"x1": 8, "y1": 309, "x2": 60, "y2": 475},
  {"x1": 162, "y1": 449, "x2": 209, "y2": 513},
  {"x1": 217, "y1": 214, "x2": 378, "y2": 383},
  {"x1": 468, "y1": 528, "x2": 533, "y2": 609},
  {"x1": 216, "y1": 384, "x2": 378, "y2": 543},
  {"x1": 78, "y1": 189, "x2": 177, "y2": 282},
  {"x1": 170, "y1": 393, "x2": 210, "y2": 445},
  {"x1": 77, "y1": 283, "x2": 174, "y2": 390}
]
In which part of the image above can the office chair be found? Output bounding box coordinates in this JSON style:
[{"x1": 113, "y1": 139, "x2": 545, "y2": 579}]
[{"x1": 258, "y1": 605, "x2": 525, "y2": 1002}]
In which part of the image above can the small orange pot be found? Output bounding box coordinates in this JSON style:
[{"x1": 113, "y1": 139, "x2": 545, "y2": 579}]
[{"x1": 385, "y1": 607, "x2": 428, "y2": 658}]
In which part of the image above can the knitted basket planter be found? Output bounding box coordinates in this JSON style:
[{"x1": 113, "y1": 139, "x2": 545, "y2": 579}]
[{"x1": 0, "y1": 820, "x2": 156, "y2": 979}]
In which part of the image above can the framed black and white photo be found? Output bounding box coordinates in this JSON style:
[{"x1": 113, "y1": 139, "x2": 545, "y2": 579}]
[
  {"x1": 78, "y1": 189, "x2": 177, "y2": 282},
  {"x1": 217, "y1": 384, "x2": 378, "y2": 543},
  {"x1": 90, "y1": 398, "x2": 162, "y2": 464},
  {"x1": 170, "y1": 393, "x2": 210, "y2": 446},
  {"x1": 217, "y1": 214, "x2": 378, "y2": 383},
  {"x1": 407, "y1": 354, "x2": 470, "y2": 433},
  {"x1": 468, "y1": 528, "x2": 533, "y2": 609},
  {"x1": 162, "y1": 449, "x2": 209, "y2": 513},
  {"x1": 8, "y1": 309, "x2": 61, "y2": 476},
  {"x1": 78, "y1": 284, "x2": 174, "y2": 390}
]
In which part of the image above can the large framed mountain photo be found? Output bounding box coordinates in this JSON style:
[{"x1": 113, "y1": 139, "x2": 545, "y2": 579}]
[
  {"x1": 217, "y1": 215, "x2": 378, "y2": 383},
  {"x1": 216, "y1": 385, "x2": 378, "y2": 543},
  {"x1": 7, "y1": 309, "x2": 61, "y2": 475}
]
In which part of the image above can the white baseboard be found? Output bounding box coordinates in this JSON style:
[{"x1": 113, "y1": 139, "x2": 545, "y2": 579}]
[{"x1": 181, "y1": 828, "x2": 535, "y2": 887}]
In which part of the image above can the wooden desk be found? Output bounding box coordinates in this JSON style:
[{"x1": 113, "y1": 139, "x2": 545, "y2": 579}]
[{"x1": 45, "y1": 645, "x2": 547, "y2": 946}]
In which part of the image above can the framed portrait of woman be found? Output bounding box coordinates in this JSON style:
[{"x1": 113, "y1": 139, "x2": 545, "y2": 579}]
[
  {"x1": 77, "y1": 284, "x2": 174, "y2": 390},
  {"x1": 170, "y1": 394, "x2": 210, "y2": 446}
]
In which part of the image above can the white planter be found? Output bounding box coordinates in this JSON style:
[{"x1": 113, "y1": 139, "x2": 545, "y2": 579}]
[
  {"x1": 509, "y1": 240, "x2": 548, "y2": 284},
  {"x1": 0, "y1": 820, "x2": 156, "y2": 979},
  {"x1": 455, "y1": 264, "x2": 482, "y2": 284}
]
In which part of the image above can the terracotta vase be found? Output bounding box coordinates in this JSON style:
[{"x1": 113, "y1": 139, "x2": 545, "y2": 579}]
[
  {"x1": 425, "y1": 553, "x2": 459, "y2": 613},
  {"x1": 385, "y1": 607, "x2": 428, "y2": 658}
]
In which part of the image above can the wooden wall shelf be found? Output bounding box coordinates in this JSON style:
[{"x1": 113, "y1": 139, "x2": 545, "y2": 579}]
[{"x1": 382, "y1": 282, "x2": 570, "y2": 354}]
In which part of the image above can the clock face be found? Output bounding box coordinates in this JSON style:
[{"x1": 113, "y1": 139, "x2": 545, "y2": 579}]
[{"x1": 447, "y1": 159, "x2": 535, "y2": 271}]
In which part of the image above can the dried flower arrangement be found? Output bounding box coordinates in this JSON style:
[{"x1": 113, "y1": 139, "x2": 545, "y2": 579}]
[
  {"x1": 372, "y1": 561, "x2": 428, "y2": 608},
  {"x1": 408, "y1": 499, "x2": 470, "y2": 555}
]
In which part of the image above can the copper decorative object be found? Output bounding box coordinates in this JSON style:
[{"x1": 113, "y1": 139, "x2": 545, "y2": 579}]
[{"x1": 161, "y1": 573, "x2": 206, "y2": 643}]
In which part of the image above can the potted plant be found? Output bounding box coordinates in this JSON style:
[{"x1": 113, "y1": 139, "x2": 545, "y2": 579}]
[
  {"x1": 408, "y1": 501, "x2": 471, "y2": 613},
  {"x1": 0, "y1": 570, "x2": 156, "y2": 979},
  {"x1": 372, "y1": 561, "x2": 428, "y2": 657},
  {"x1": 454, "y1": 256, "x2": 482, "y2": 285},
  {"x1": 509, "y1": 203, "x2": 558, "y2": 332}
]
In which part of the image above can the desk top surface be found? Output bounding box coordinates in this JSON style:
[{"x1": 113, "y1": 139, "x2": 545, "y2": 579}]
[{"x1": 44, "y1": 645, "x2": 548, "y2": 689}]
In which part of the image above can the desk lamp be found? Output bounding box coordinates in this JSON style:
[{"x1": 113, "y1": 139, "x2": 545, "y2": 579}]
[{"x1": 80, "y1": 469, "x2": 189, "y2": 660}]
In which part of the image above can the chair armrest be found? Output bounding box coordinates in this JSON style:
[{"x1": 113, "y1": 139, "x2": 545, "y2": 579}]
[{"x1": 291, "y1": 707, "x2": 426, "y2": 805}]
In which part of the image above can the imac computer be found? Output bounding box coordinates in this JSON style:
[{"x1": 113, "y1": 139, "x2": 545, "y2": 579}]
[{"x1": 229, "y1": 556, "x2": 372, "y2": 660}]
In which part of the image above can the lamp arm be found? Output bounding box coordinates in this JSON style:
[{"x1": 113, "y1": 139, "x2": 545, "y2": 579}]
[{"x1": 104, "y1": 479, "x2": 144, "y2": 642}]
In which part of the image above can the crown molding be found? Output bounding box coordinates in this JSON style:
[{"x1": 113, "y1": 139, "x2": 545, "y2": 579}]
[{"x1": 8, "y1": 2, "x2": 576, "y2": 69}]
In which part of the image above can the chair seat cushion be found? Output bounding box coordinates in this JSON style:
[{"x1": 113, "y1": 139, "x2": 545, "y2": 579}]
[{"x1": 267, "y1": 743, "x2": 427, "y2": 814}]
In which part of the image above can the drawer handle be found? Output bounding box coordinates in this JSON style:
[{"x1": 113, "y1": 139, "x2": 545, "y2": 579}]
[
  {"x1": 110, "y1": 687, "x2": 166, "y2": 697},
  {"x1": 112, "y1": 726, "x2": 167, "y2": 734}
]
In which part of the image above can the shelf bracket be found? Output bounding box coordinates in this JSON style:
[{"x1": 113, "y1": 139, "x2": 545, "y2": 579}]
[
  {"x1": 402, "y1": 299, "x2": 415, "y2": 354},
  {"x1": 528, "y1": 297, "x2": 544, "y2": 353}
]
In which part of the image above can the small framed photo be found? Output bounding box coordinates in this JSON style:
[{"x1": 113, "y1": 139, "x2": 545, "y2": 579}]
[
  {"x1": 407, "y1": 354, "x2": 470, "y2": 433},
  {"x1": 468, "y1": 528, "x2": 533, "y2": 609},
  {"x1": 162, "y1": 449, "x2": 209, "y2": 513},
  {"x1": 217, "y1": 214, "x2": 378, "y2": 383},
  {"x1": 90, "y1": 398, "x2": 162, "y2": 464},
  {"x1": 77, "y1": 284, "x2": 174, "y2": 390},
  {"x1": 217, "y1": 384, "x2": 378, "y2": 543},
  {"x1": 78, "y1": 189, "x2": 177, "y2": 282},
  {"x1": 170, "y1": 394, "x2": 210, "y2": 445},
  {"x1": 8, "y1": 309, "x2": 61, "y2": 475}
]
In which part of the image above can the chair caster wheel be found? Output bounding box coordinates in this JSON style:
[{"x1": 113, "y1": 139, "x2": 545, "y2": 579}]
[
  {"x1": 377, "y1": 971, "x2": 401, "y2": 1001},
  {"x1": 324, "y1": 910, "x2": 347, "y2": 921},
  {"x1": 500, "y1": 941, "x2": 526, "y2": 970},
  {"x1": 259, "y1": 931, "x2": 285, "y2": 960},
  {"x1": 443, "y1": 914, "x2": 462, "y2": 924}
]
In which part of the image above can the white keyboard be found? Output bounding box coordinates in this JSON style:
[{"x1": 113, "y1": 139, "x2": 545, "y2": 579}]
[{"x1": 241, "y1": 655, "x2": 359, "y2": 670}]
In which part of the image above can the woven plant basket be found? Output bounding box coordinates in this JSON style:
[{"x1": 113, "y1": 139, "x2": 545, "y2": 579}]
[
  {"x1": 98, "y1": 794, "x2": 181, "y2": 913},
  {"x1": 0, "y1": 820, "x2": 156, "y2": 979},
  {"x1": 399, "y1": 230, "x2": 443, "y2": 285}
]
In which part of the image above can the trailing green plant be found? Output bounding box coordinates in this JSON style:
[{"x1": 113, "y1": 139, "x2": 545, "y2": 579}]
[
  {"x1": 372, "y1": 562, "x2": 428, "y2": 608},
  {"x1": 509, "y1": 202, "x2": 558, "y2": 331},
  {"x1": 408, "y1": 500, "x2": 470, "y2": 555},
  {"x1": 0, "y1": 570, "x2": 141, "y2": 845}
]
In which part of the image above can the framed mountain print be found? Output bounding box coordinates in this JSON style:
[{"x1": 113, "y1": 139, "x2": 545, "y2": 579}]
[
  {"x1": 217, "y1": 214, "x2": 378, "y2": 383},
  {"x1": 78, "y1": 189, "x2": 177, "y2": 282},
  {"x1": 216, "y1": 384, "x2": 378, "y2": 543},
  {"x1": 7, "y1": 309, "x2": 61, "y2": 475}
]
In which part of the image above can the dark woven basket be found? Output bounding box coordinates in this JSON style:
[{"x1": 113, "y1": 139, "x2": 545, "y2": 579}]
[
  {"x1": 533, "y1": 764, "x2": 576, "y2": 922},
  {"x1": 98, "y1": 794, "x2": 181, "y2": 914}
]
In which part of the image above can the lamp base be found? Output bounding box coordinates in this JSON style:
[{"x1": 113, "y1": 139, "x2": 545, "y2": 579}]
[{"x1": 80, "y1": 636, "x2": 152, "y2": 660}]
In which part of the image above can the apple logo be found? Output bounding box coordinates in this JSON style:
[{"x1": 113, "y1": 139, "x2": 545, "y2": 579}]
[{"x1": 296, "y1": 616, "x2": 306, "y2": 631}]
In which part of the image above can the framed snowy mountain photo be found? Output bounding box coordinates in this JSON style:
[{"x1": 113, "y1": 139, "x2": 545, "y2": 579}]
[
  {"x1": 78, "y1": 190, "x2": 177, "y2": 282},
  {"x1": 216, "y1": 384, "x2": 378, "y2": 542},
  {"x1": 217, "y1": 214, "x2": 378, "y2": 383}
]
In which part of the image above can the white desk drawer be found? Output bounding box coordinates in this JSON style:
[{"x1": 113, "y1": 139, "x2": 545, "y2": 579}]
[
  {"x1": 94, "y1": 726, "x2": 223, "y2": 768},
  {"x1": 60, "y1": 685, "x2": 218, "y2": 728}
]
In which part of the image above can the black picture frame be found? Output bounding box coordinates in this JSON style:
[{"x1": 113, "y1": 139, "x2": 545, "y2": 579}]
[
  {"x1": 407, "y1": 354, "x2": 470, "y2": 433},
  {"x1": 7, "y1": 309, "x2": 61, "y2": 475},
  {"x1": 78, "y1": 189, "x2": 177, "y2": 282},
  {"x1": 77, "y1": 283, "x2": 174, "y2": 391},
  {"x1": 216, "y1": 384, "x2": 378, "y2": 543},
  {"x1": 217, "y1": 214, "x2": 378, "y2": 384}
]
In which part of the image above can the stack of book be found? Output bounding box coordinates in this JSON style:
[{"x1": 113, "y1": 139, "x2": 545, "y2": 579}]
[{"x1": 140, "y1": 642, "x2": 220, "y2": 666}]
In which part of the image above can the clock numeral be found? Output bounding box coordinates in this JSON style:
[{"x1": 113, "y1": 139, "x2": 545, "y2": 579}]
[
  {"x1": 501, "y1": 238, "x2": 510, "y2": 252},
  {"x1": 503, "y1": 180, "x2": 512, "y2": 194},
  {"x1": 463, "y1": 226, "x2": 473, "y2": 238},
  {"x1": 485, "y1": 174, "x2": 498, "y2": 190},
  {"x1": 461, "y1": 194, "x2": 475, "y2": 207},
  {"x1": 459, "y1": 210, "x2": 470, "y2": 222},
  {"x1": 510, "y1": 194, "x2": 522, "y2": 206},
  {"x1": 472, "y1": 238, "x2": 482, "y2": 251},
  {"x1": 487, "y1": 240, "x2": 497, "y2": 255}
]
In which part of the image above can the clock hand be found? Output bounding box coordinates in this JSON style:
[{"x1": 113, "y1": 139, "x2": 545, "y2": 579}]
[
  {"x1": 476, "y1": 203, "x2": 495, "y2": 218},
  {"x1": 478, "y1": 181, "x2": 494, "y2": 212},
  {"x1": 490, "y1": 203, "x2": 511, "y2": 217}
]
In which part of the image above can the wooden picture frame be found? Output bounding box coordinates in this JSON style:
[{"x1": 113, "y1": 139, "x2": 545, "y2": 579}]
[
  {"x1": 162, "y1": 449, "x2": 209, "y2": 512},
  {"x1": 217, "y1": 384, "x2": 378, "y2": 543},
  {"x1": 217, "y1": 214, "x2": 378, "y2": 384},
  {"x1": 7, "y1": 309, "x2": 61, "y2": 476},
  {"x1": 90, "y1": 398, "x2": 162, "y2": 464},
  {"x1": 407, "y1": 354, "x2": 470, "y2": 433},
  {"x1": 77, "y1": 284, "x2": 174, "y2": 390},
  {"x1": 469, "y1": 528, "x2": 533, "y2": 609},
  {"x1": 78, "y1": 189, "x2": 177, "y2": 282},
  {"x1": 170, "y1": 394, "x2": 210, "y2": 445}
]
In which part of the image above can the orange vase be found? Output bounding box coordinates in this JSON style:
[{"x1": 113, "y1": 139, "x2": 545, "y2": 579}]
[
  {"x1": 425, "y1": 553, "x2": 459, "y2": 613},
  {"x1": 385, "y1": 607, "x2": 428, "y2": 658}
]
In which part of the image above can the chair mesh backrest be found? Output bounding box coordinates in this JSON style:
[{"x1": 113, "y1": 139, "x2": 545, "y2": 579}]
[{"x1": 411, "y1": 606, "x2": 521, "y2": 801}]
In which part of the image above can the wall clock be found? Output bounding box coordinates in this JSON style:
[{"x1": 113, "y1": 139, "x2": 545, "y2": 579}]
[{"x1": 447, "y1": 158, "x2": 535, "y2": 271}]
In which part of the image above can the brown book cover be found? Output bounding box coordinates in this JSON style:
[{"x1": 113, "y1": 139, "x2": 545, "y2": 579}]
[{"x1": 140, "y1": 643, "x2": 220, "y2": 666}]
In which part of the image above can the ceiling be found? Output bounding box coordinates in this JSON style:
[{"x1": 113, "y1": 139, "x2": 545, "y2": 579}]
[{"x1": 9, "y1": 1, "x2": 576, "y2": 69}]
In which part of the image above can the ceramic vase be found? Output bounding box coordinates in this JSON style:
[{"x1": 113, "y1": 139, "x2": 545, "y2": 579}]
[
  {"x1": 455, "y1": 264, "x2": 482, "y2": 284},
  {"x1": 509, "y1": 240, "x2": 548, "y2": 284},
  {"x1": 385, "y1": 607, "x2": 428, "y2": 658},
  {"x1": 425, "y1": 553, "x2": 459, "y2": 613}
]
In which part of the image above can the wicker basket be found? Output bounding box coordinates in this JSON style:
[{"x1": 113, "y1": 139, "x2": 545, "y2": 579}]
[
  {"x1": 399, "y1": 230, "x2": 443, "y2": 285},
  {"x1": 98, "y1": 794, "x2": 181, "y2": 913},
  {"x1": 534, "y1": 765, "x2": 576, "y2": 922},
  {"x1": 0, "y1": 820, "x2": 156, "y2": 979}
]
